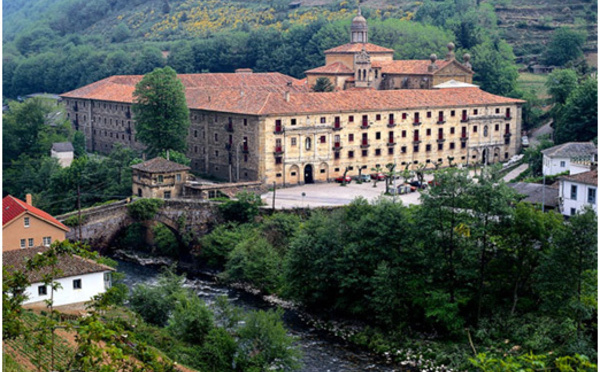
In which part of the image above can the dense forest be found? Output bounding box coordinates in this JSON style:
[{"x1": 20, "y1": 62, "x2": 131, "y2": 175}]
[{"x1": 186, "y1": 173, "x2": 597, "y2": 370}]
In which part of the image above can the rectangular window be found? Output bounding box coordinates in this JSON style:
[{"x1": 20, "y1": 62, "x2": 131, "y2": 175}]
[
  {"x1": 348, "y1": 151, "x2": 354, "y2": 158},
  {"x1": 473, "y1": 126, "x2": 478, "y2": 133},
  {"x1": 244, "y1": 119, "x2": 248, "y2": 126},
  {"x1": 414, "y1": 112, "x2": 420, "y2": 123},
  {"x1": 473, "y1": 109, "x2": 478, "y2": 115},
  {"x1": 426, "y1": 129, "x2": 431, "y2": 136},
  {"x1": 588, "y1": 188, "x2": 596, "y2": 204},
  {"x1": 157, "y1": 175, "x2": 164, "y2": 183},
  {"x1": 38, "y1": 285, "x2": 47, "y2": 296},
  {"x1": 176, "y1": 174, "x2": 182, "y2": 182},
  {"x1": 402, "y1": 130, "x2": 406, "y2": 138},
  {"x1": 413, "y1": 145, "x2": 419, "y2": 153},
  {"x1": 450, "y1": 127, "x2": 455, "y2": 134},
  {"x1": 427, "y1": 111, "x2": 432, "y2": 118},
  {"x1": 376, "y1": 132, "x2": 381, "y2": 140},
  {"x1": 496, "y1": 108, "x2": 500, "y2": 114},
  {"x1": 291, "y1": 118, "x2": 297, "y2": 125},
  {"x1": 320, "y1": 117, "x2": 326, "y2": 124},
  {"x1": 388, "y1": 147, "x2": 394, "y2": 155},
  {"x1": 362, "y1": 150, "x2": 368, "y2": 157},
  {"x1": 349, "y1": 134, "x2": 354, "y2": 142},
  {"x1": 349, "y1": 115, "x2": 354, "y2": 122},
  {"x1": 73, "y1": 279, "x2": 82, "y2": 290},
  {"x1": 426, "y1": 144, "x2": 431, "y2": 152},
  {"x1": 214, "y1": 133, "x2": 218, "y2": 142},
  {"x1": 20, "y1": 239, "x2": 26, "y2": 249},
  {"x1": 334, "y1": 152, "x2": 340, "y2": 159},
  {"x1": 164, "y1": 191, "x2": 171, "y2": 199},
  {"x1": 43, "y1": 237, "x2": 51, "y2": 246},
  {"x1": 451, "y1": 110, "x2": 455, "y2": 117},
  {"x1": 24, "y1": 217, "x2": 30, "y2": 228},
  {"x1": 571, "y1": 185, "x2": 578, "y2": 200},
  {"x1": 291, "y1": 137, "x2": 297, "y2": 146},
  {"x1": 401, "y1": 146, "x2": 407, "y2": 153},
  {"x1": 215, "y1": 150, "x2": 219, "y2": 157},
  {"x1": 450, "y1": 142, "x2": 455, "y2": 149},
  {"x1": 495, "y1": 124, "x2": 499, "y2": 131},
  {"x1": 320, "y1": 136, "x2": 326, "y2": 144},
  {"x1": 402, "y1": 113, "x2": 407, "y2": 120},
  {"x1": 560, "y1": 161, "x2": 566, "y2": 168},
  {"x1": 28, "y1": 238, "x2": 34, "y2": 247},
  {"x1": 376, "y1": 114, "x2": 381, "y2": 121},
  {"x1": 571, "y1": 208, "x2": 577, "y2": 216},
  {"x1": 275, "y1": 157, "x2": 282, "y2": 164},
  {"x1": 104, "y1": 273, "x2": 112, "y2": 289},
  {"x1": 438, "y1": 143, "x2": 443, "y2": 151},
  {"x1": 375, "y1": 149, "x2": 381, "y2": 156}
]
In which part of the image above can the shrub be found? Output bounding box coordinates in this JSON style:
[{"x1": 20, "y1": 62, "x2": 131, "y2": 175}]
[
  {"x1": 129, "y1": 268, "x2": 185, "y2": 326},
  {"x1": 167, "y1": 293, "x2": 213, "y2": 344},
  {"x1": 198, "y1": 328, "x2": 237, "y2": 372},
  {"x1": 152, "y1": 223, "x2": 179, "y2": 257},
  {"x1": 200, "y1": 223, "x2": 255, "y2": 268},
  {"x1": 218, "y1": 191, "x2": 263, "y2": 223},
  {"x1": 128, "y1": 198, "x2": 164, "y2": 221}
]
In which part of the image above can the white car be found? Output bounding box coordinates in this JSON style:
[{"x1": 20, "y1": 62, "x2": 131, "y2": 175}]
[{"x1": 521, "y1": 136, "x2": 529, "y2": 147}]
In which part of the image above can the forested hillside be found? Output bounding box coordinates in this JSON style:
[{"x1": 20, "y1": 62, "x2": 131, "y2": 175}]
[{"x1": 2, "y1": 0, "x2": 595, "y2": 99}]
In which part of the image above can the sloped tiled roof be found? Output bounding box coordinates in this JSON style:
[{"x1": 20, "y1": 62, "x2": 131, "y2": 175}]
[
  {"x1": 61, "y1": 73, "x2": 308, "y2": 103},
  {"x1": 3, "y1": 246, "x2": 114, "y2": 283},
  {"x1": 541, "y1": 142, "x2": 597, "y2": 159},
  {"x1": 3, "y1": 195, "x2": 69, "y2": 231},
  {"x1": 51, "y1": 142, "x2": 74, "y2": 153},
  {"x1": 131, "y1": 157, "x2": 191, "y2": 173},
  {"x1": 560, "y1": 169, "x2": 598, "y2": 186},
  {"x1": 372, "y1": 59, "x2": 473, "y2": 76},
  {"x1": 324, "y1": 42, "x2": 394, "y2": 54},
  {"x1": 510, "y1": 182, "x2": 559, "y2": 207},
  {"x1": 305, "y1": 62, "x2": 354, "y2": 75}
]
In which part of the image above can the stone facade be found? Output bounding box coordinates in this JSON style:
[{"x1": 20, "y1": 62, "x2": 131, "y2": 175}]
[
  {"x1": 261, "y1": 105, "x2": 522, "y2": 186},
  {"x1": 131, "y1": 158, "x2": 190, "y2": 199}
]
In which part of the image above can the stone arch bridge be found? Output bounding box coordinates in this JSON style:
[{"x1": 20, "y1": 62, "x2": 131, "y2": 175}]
[{"x1": 56, "y1": 199, "x2": 219, "y2": 252}]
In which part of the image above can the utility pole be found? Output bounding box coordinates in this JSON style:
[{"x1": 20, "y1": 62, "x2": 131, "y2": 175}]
[
  {"x1": 272, "y1": 182, "x2": 276, "y2": 210},
  {"x1": 77, "y1": 183, "x2": 82, "y2": 241}
]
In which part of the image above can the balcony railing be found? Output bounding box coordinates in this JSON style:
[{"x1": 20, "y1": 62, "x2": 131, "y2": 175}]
[
  {"x1": 413, "y1": 121, "x2": 422, "y2": 126},
  {"x1": 437, "y1": 138, "x2": 446, "y2": 143},
  {"x1": 387, "y1": 141, "x2": 396, "y2": 147},
  {"x1": 274, "y1": 126, "x2": 283, "y2": 134},
  {"x1": 333, "y1": 123, "x2": 342, "y2": 131},
  {"x1": 361, "y1": 123, "x2": 370, "y2": 129},
  {"x1": 387, "y1": 120, "x2": 396, "y2": 128},
  {"x1": 437, "y1": 120, "x2": 445, "y2": 125},
  {"x1": 360, "y1": 140, "x2": 370, "y2": 148},
  {"x1": 460, "y1": 136, "x2": 468, "y2": 142},
  {"x1": 332, "y1": 142, "x2": 342, "y2": 150},
  {"x1": 273, "y1": 146, "x2": 284, "y2": 155}
]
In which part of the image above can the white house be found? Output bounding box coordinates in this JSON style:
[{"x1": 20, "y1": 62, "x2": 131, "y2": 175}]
[
  {"x1": 51, "y1": 142, "x2": 75, "y2": 167},
  {"x1": 541, "y1": 142, "x2": 597, "y2": 176},
  {"x1": 3, "y1": 246, "x2": 114, "y2": 307},
  {"x1": 558, "y1": 169, "x2": 597, "y2": 217}
]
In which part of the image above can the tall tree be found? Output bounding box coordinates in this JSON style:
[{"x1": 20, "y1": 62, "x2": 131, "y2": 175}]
[
  {"x1": 132, "y1": 66, "x2": 190, "y2": 156},
  {"x1": 554, "y1": 76, "x2": 598, "y2": 145},
  {"x1": 311, "y1": 77, "x2": 334, "y2": 92},
  {"x1": 543, "y1": 28, "x2": 586, "y2": 67}
]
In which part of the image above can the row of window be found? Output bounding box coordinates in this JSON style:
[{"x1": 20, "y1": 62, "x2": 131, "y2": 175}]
[
  {"x1": 569, "y1": 185, "x2": 596, "y2": 204},
  {"x1": 38, "y1": 279, "x2": 82, "y2": 296},
  {"x1": 273, "y1": 108, "x2": 512, "y2": 128},
  {"x1": 20, "y1": 237, "x2": 52, "y2": 249}
]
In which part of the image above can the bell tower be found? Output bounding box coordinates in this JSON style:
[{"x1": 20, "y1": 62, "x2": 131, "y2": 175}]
[{"x1": 351, "y1": 7, "x2": 368, "y2": 43}]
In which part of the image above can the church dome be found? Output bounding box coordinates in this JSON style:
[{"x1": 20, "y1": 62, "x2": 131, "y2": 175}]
[{"x1": 351, "y1": 8, "x2": 368, "y2": 31}]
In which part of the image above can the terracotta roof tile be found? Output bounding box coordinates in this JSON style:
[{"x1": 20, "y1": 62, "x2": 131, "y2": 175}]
[
  {"x1": 305, "y1": 62, "x2": 354, "y2": 75},
  {"x1": 372, "y1": 60, "x2": 461, "y2": 75},
  {"x1": 560, "y1": 169, "x2": 598, "y2": 186},
  {"x1": 324, "y1": 42, "x2": 394, "y2": 54},
  {"x1": 61, "y1": 73, "x2": 307, "y2": 103},
  {"x1": 3, "y1": 246, "x2": 114, "y2": 283},
  {"x1": 3, "y1": 195, "x2": 69, "y2": 231},
  {"x1": 131, "y1": 157, "x2": 191, "y2": 173}
]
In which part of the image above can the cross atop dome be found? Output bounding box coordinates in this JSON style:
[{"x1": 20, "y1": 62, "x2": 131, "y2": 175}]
[{"x1": 351, "y1": 6, "x2": 368, "y2": 43}]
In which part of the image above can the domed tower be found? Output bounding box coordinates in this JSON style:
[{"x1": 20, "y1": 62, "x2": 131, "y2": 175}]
[{"x1": 351, "y1": 7, "x2": 368, "y2": 43}]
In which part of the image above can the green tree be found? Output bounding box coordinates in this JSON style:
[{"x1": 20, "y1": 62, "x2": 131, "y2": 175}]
[
  {"x1": 554, "y1": 77, "x2": 597, "y2": 144},
  {"x1": 167, "y1": 293, "x2": 213, "y2": 344},
  {"x1": 312, "y1": 77, "x2": 334, "y2": 92},
  {"x1": 543, "y1": 28, "x2": 586, "y2": 67},
  {"x1": 132, "y1": 66, "x2": 190, "y2": 156},
  {"x1": 546, "y1": 69, "x2": 578, "y2": 105},
  {"x1": 129, "y1": 268, "x2": 186, "y2": 326},
  {"x1": 218, "y1": 191, "x2": 263, "y2": 223},
  {"x1": 470, "y1": 39, "x2": 519, "y2": 96}
]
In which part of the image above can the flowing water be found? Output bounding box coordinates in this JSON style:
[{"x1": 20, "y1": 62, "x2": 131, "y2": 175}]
[{"x1": 114, "y1": 258, "x2": 399, "y2": 372}]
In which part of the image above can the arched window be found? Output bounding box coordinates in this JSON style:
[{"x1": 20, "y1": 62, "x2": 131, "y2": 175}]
[
  {"x1": 483, "y1": 126, "x2": 489, "y2": 137},
  {"x1": 305, "y1": 137, "x2": 312, "y2": 150}
]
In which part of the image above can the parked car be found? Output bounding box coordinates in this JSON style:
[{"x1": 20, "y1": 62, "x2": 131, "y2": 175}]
[
  {"x1": 370, "y1": 172, "x2": 386, "y2": 181},
  {"x1": 521, "y1": 135, "x2": 529, "y2": 147},
  {"x1": 409, "y1": 180, "x2": 427, "y2": 189},
  {"x1": 389, "y1": 184, "x2": 416, "y2": 195},
  {"x1": 335, "y1": 175, "x2": 352, "y2": 183},
  {"x1": 354, "y1": 174, "x2": 371, "y2": 182}
]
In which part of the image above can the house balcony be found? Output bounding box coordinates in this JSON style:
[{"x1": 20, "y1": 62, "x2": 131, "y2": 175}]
[
  {"x1": 413, "y1": 139, "x2": 422, "y2": 144},
  {"x1": 332, "y1": 124, "x2": 342, "y2": 131},
  {"x1": 273, "y1": 146, "x2": 284, "y2": 155},
  {"x1": 387, "y1": 121, "x2": 396, "y2": 128},
  {"x1": 360, "y1": 141, "x2": 370, "y2": 148},
  {"x1": 413, "y1": 121, "x2": 422, "y2": 126},
  {"x1": 437, "y1": 120, "x2": 446, "y2": 125},
  {"x1": 387, "y1": 141, "x2": 396, "y2": 147},
  {"x1": 460, "y1": 136, "x2": 469, "y2": 142},
  {"x1": 360, "y1": 124, "x2": 370, "y2": 130},
  {"x1": 273, "y1": 127, "x2": 283, "y2": 134},
  {"x1": 332, "y1": 142, "x2": 343, "y2": 151},
  {"x1": 437, "y1": 138, "x2": 446, "y2": 143}
]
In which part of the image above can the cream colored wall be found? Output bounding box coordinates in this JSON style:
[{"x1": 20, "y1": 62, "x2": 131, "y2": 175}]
[
  {"x1": 3, "y1": 213, "x2": 67, "y2": 252},
  {"x1": 306, "y1": 74, "x2": 348, "y2": 90},
  {"x1": 325, "y1": 54, "x2": 355, "y2": 69},
  {"x1": 260, "y1": 104, "x2": 521, "y2": 186}
]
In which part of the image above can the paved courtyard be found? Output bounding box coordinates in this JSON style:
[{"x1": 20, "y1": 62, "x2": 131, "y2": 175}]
[{"x1": 262, "y1": 178, "x2": 427, "y2": 209}]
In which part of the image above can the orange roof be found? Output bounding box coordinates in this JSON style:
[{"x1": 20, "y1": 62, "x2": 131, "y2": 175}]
[
  {"x1": 371, "y1": 59, "x2": 471, "y2": 75},
  {"x1": 305, "y1": 62, "x2": 354, "y2": 75},
  {"x1": 180, "y1": 87, "x2": 524, "y2": 116},
  {"x1": 2, "y1": 195, "x2": 69, "y2": 231},
  {"x1": 61, "y1": 73, "x2": 308, "y2": 103},
  {"x1": 324, "y1": 42, "x2": 394, "y2": 54}
]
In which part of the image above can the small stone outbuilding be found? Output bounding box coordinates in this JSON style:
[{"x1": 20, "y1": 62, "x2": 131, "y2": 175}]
[
  {"x1": 51, "y1": 142, "x2": 74, "y2": 167},
  {"x1": 131, "y1": 157, "x2": 190, "y2": 199}
]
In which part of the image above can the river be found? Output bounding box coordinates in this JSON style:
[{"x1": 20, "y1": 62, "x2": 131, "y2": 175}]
[{"x1": 114, "y1": 258, "x2": 399, "y2": 372}]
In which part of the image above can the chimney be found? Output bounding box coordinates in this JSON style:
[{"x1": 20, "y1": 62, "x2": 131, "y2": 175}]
[
  {"x1": 284, "y1": 91, "x2": 290, "y2": 102},
  {"x1": 208, "y1": 95, "x2": 211, "y2": 103},
  {"x1": 287, "y1": 81, "x2": 293, "y2": 87},
  {"x1": 26, "y1": 194, "x2": 33, "y2": 206}
]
